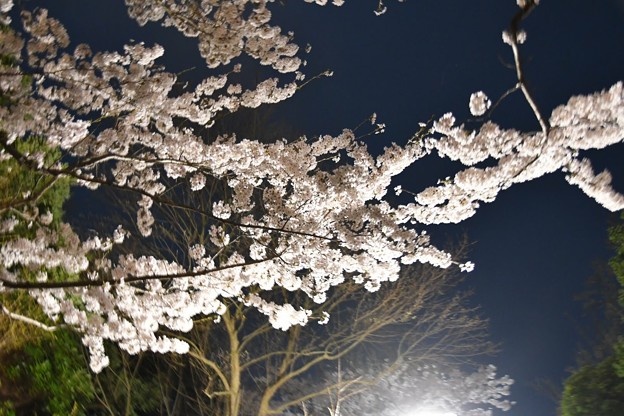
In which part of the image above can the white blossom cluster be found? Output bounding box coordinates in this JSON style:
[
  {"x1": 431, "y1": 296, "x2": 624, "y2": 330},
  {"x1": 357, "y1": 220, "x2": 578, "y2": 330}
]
[
  {"x1": 469, "y1": 91, "x2": 491, "y2": 117},
  {"x1": 124, "y1": 0, "x2": 304, "y2": 72},
  {"x1": 246, "y1": 293, "x2": 311, "y2": 330},
  {"x1": 0, "y1": 0, "x2": 622, "y2": 373},
  {"x1": 419, "y1": 81, "x2": 624, "y2": 224}
]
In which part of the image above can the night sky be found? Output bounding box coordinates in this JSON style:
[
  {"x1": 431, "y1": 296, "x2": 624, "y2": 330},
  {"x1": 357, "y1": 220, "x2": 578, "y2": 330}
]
[
  {"x1": 27, "y1": 1, "x2": 624, "y2": 415},
  {"x1": 271, "y1": 2, "x2": 624, "y2": 415}
]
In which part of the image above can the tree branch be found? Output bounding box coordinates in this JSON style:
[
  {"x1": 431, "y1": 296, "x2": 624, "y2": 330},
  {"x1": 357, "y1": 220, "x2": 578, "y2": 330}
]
[
  {"x1": 0, "y1": 252, "x2": 281, "y2": 290},
  {"x1": 0, "y1": 303, "x2": 63, "y2": 332},
  {"x1": 507, "y1": 0, "x2": 550, "y2": 135}
]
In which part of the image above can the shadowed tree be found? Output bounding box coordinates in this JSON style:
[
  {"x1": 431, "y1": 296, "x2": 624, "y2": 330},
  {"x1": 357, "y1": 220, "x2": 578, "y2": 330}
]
[{"x1": 560, "y1": 212, "x2": 624, "y2": 416}]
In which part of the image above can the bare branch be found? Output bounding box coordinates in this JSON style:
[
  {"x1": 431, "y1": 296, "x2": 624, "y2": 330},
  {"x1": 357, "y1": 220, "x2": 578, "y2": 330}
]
[
  {"x1": 507, "y1": 0, "x2": 550, "y2": 134},
  {"x1": 0, "y1": 303, "x2": 63, "y2": 332}
]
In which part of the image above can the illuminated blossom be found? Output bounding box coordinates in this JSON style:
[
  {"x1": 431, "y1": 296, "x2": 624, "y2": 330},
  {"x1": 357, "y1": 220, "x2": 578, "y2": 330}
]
[
  {"x1": 469, "y1": 91, "x2": 491, "y2": 116},
  {"x1": 0, "y1": 0, "x2": 621, "y2": 375}
]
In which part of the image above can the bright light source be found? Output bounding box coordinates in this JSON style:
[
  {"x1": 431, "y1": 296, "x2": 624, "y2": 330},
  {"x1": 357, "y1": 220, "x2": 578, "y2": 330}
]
[{"x1": 407, "y1": 407, "x2": 457, "y2": 416}]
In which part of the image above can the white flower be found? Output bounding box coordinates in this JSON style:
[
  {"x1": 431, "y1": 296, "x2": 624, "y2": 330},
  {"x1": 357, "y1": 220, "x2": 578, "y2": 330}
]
[
  {"x1": 249, "y1": 243, "x2": 266, "y2": 260},
  {"x1": 189, "y1": 172, "x2": 206, "y2": 191},
  {"x1": 374, "y1": 4, "x2": 387, "y2": 16},
  {"x1": 212, "y1": 200, "x2": 232, "y2": 220},
  {"x1": 501, "y1": 29, "x2": 527, "y2": 45},
  {"x1": 113, "y1": 225, "x2": 127, "y2": 244},
  {"x1": 459, "y1": 261, "x2": 475, "y2": 272},
  {"x1": 469, "y1": 91, "x2": 491, "y2": 116},
  {"x1": 189, "y1": 244, "x2": 206, "y2": 261},
  {"x1": 318, "y1": 311, "x2": 330, "y2": 325},
  {"x1": 502, "y1": 30, "x2": 513, "y2": 45},
  {"x1": 516, "y1": 30, "x2": 527, "y2": 44},
  {"x1": 209, "y1": 225, "x2": 230, "y2": 247},
  {"x1": 39, "y1": 211, "x2": 53, "y2": 225},
  {"x1": 0, "y1": 217, "x2": 19, "y2": 233},
  {"x1": 0, "y1": 0, "x2": 13, "y2": 13}
]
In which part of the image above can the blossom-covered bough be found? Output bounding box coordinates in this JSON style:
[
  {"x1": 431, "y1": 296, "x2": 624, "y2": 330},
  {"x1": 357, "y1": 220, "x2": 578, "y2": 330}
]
[{"x1": 0, "y1": 0, "x2": 622, "y2": 375}]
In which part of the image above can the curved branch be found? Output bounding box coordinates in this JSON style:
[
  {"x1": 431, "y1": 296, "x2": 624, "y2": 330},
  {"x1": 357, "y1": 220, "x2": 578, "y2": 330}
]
[{"x1": 507, "y1": 0, "x2": 550, "y2": 134}]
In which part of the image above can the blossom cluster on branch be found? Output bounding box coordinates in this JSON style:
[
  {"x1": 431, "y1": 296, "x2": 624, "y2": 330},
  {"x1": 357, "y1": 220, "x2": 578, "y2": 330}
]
[
  {"x1": 415, "y1": 81, "x2": 624, "y2": 224},
  {"x1": 0, "y1": 0, "x2": 622, "y2": 374}
]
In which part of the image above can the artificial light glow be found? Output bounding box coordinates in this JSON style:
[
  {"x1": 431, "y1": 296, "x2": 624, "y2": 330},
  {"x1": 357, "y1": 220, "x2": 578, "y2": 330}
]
[{"x1": 408, "y1": 408, "x2": 457, "y2": 416}]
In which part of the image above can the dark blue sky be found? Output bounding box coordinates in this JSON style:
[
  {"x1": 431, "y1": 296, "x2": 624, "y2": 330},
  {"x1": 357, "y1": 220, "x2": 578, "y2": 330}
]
[
  {"x1": 270, "y1": 2, "x2": 624, "y2": 415},
  {"x1": 29, "y1": 1, "x2": 624, "y2": 415}
]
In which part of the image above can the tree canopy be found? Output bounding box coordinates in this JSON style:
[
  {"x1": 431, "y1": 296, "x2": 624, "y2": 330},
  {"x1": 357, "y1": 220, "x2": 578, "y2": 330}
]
[{"x1": 0, "y1": 1, "x2": 623, "y2": 414}]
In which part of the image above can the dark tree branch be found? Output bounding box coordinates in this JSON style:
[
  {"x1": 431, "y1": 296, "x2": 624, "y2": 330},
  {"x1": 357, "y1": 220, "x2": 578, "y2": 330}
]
[{"x1": 508, "y1": 0, "x2": 550, "y2": 135}]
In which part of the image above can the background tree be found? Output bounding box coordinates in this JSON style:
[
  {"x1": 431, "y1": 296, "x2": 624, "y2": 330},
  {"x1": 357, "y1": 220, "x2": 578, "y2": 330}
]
[
  {"x1": 0, "y1": 135, "x2": 93, "y2": 414},
  {"x1": 610, "y1": 213, "x2": 624, "y2": 378},
  {"x1": 559, "y1": 212, "x2": 624, "y2": 416},
  {"x1": 561, "y1": 357, "x2": 624, "y2": 416}
]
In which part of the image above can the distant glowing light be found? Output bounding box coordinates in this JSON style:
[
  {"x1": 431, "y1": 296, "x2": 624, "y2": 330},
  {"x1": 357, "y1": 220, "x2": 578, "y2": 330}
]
[{"x1": 408, "y1": 407, "x2": 457, "y2": 416}]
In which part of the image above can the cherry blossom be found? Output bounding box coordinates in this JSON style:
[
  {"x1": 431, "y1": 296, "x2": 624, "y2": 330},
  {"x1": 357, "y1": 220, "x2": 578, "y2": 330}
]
[
  {"x1": 0, "y1": 0, "x2": 622, "y2": 374},
  {"x1": 469, "y1": 91, "x2": 491, "y2": 117}
]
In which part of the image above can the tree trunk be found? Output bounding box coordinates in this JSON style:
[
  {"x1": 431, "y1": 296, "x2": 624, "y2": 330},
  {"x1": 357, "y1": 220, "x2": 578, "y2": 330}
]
[{"x1": 224, "y1": 312, "x2": 241, "y2": 416}]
